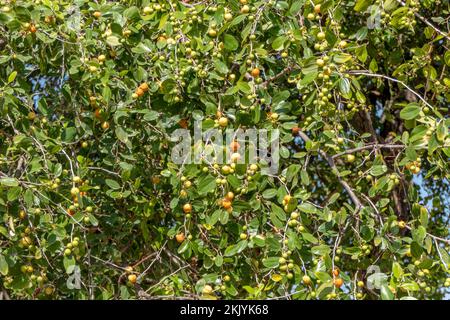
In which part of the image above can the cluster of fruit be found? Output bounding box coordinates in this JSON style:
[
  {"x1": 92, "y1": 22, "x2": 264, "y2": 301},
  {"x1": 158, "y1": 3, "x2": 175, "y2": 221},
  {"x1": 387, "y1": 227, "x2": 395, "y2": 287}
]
[
  {"x1": 23, "y1": 22, "x2": 37, "y2": 33},
  {"x1": 63, "y1": 237, "x2": 81, "y2": 257},
  {"x1": 405, "y1": 159, "x2": 422, "y2": 174},
  {"x1": 132, "y1": 82, "x2": 149, "y2": 99},
  {"x1": 218, "y1": 191, "x2": 235, "y2": 213}
]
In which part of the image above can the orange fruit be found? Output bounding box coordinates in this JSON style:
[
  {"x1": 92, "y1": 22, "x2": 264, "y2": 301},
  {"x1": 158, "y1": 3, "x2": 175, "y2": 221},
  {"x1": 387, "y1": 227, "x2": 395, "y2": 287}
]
[
  {"x1": 183, "y1": 203, "x2": 192, "y2": 214},
  {"x1": 178, "y1": 118, "x2": 189, "y2": 129},
  {"x1": 292, "y1": 127, "x2": 300, "y2": 135},
  {"x1": 333, "y1": 278, "x2": 344, "y2": 288},
  {"x1": 222, "y1": 199, "x2": 232, "y2": 209},
  {"x1": 139, "y1": 82, "x2": 149, "y2": 92},
  {"x1": 332, "y1": 268, "x2": 340, "y2": 277},
  {"x1": 230, "y1": 141, "x2": 240, "y2": 152},
  {"x1": 175, "y1": 233, "x2": 185, "y2": 243},
  {"x1": 251, "y1": 68, "x2": 260, "y2": 78},
  {"x1": 94, "y1": 109, "x2": 102, "y2": 119},
  {"x1": 135, "y1": 88, "x2": 144, "y2": 97}
]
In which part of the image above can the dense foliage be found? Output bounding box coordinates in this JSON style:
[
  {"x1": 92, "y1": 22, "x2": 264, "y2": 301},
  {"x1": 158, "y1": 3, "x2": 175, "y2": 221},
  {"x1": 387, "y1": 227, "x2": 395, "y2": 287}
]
[{"x1": 0, "y1": 0, "x2": 449, "y2": 300}]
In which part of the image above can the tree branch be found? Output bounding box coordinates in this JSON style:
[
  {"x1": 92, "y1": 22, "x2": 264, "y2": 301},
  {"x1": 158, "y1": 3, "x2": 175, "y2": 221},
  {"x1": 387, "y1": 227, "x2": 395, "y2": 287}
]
[
  {"x1": 332, "y1": 143, "x2": 405, "y2": 159},
  {"x1": 346, "y1": 70, "x2": 434, "y2": 109},
  {"x1": 297, "y1": 130, "x2": 363, "y2": 215},
  {"x1": 396, "y1": 0, "x2": 450, "y2": 42}
]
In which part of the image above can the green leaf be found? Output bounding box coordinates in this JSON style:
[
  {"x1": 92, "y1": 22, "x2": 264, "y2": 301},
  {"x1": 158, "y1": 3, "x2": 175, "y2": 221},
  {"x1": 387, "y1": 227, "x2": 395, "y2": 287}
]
[
  {"x1": 338, "y1": 78, "x2": 351, "y2": 95},
  {"x1": 262, "y1": 188, "x2": 277, "y2": 199},
  {"x1": 197, "y1": 175, "x2": 216, "y2": 194},
  {"x1": 370, "y1": 165, "x2": 387, "y2": 176},
  {"x1": 392, "y1": 262, "x2": 403, "y2": 279},
  {"x1": 223, "y1": 34, "x2": 239, "y2": 51},
  {"x1": 224, "y1": 240, "x2": 247, "y2": 257},
  {"x1": 0, "y1": 254, "x2": 8, "y2": 275},
  {"x1": 106, "y1": 36, "x2": 121, "y2": 47},
  {"x1": 115, "y1": 127, "x2": 128, "y2": 144},
  {"x1": 262, "y1": 257, "x2": 280, "y2": 268},
  {"x1": 0, "y1": 177, "x2": 19, "y2": 187},
  {"x1": 298, "y1": 203, "x2": 318, "y2": 214},
  {"x1": 272, "y1": 36, "x2": 286, "y2": 51},
  {"x1": 63, "y1": 256, "x2": 76, "y2": 274},
  {"x1": 400, "y1": 104, "x2": 421, "y2": 120},
  {"x1": 214, "y1": 59, "x2": 229, "y2": 74},
  {"x1": 333, "y1": 53, "x2": 352, "y2": 64},
  {"x1": 105, "y1": 179, "x2": 121, "y2": 190},
  {"x1": 62, "y1": 127, "x2": 77, "y2": 142},
  {"x1": 380, "y1": 283, "x2": 394, "y2": 300},
  {"x1": 354, "y1": 0, "x2": 371, "y2": 12},
  {"x1": 8, "y1": 70, "x2": 17, "y2": 83},
  {"x1": 302, "y1": 232, "x2": 318, "y2": 244},
  {"x1": 311, "y1": 244, "x2": 331, "y2": 256},
  {"x1": 436, "y1": 120, "x2": 448, "y2": 142}
]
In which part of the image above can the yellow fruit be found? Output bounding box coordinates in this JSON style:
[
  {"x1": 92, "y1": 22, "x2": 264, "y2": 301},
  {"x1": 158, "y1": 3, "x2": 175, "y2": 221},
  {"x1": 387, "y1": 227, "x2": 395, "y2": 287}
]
[
  {"x1": 221, "y1": 165, "x2": 231, "y2": 174},
  {"x1": 93, "y1": 11, "x2": 102, "y2": 18},
  {"x1": 70, "y1": 187, "x2": 80, "y2": 196},
  {"x1": 101, "y1": 121, "x2": 110, "y2": 130},
  {"x1": 98, "y1": 54, "x2": 106, "y2": 62},
  {"x1": 184, "y1": 180, "x2": 192, "y2": 188},
  {"x1": 225, "y1": 192, "x2": 234, "y2": 201},
  {"x1": 314, "y1": 4, "x2": 321, "y2": 14},
  {"x1": 231, "y1": 152, "x2": 241, "y2": 162},
  {"x1": 218, "y1": 117, "x2": 228, "y2": 127},
  {"x1": 72, "y1": 176, "x2": 81, "y2": 183},
  {"x1": 339, "y1": 40, "x2": 348, "y2": 48},
  {"x1": 208, "y1": 29, "x2": 217, "y2": 37},
  {"x1": 45, "y1": 287, "x2": 54, "y2": 295},
  {"x1": 125, "y1": 266, "x2": 133, "y2": 273},
  {"x1": 283, "y1": 195, "x2": 292, "y2": 203},
  {"x1": 317, "y1": 32, "x2": 326, "y2": 40},
  {"x1": 346, "y1": 154, "x2": 356, "y2": 163},
  {"x1": 21, "y1": 236, "x2": 32, "y2": 247},
  {"x1": 19, "y1": 210, "x2": 27, "y2": 219},
  {"x1": 202, "y1": 284, "x2": 213, "y2": 294},
  {"x1": 302, "y1": 275, "x2": 312, "y2": 285},
  {"x1": 241, "y1": 5, "x2": 250, "y2": 14},
  {"x1": 128, "y1": 274, "x2": 137, "y2": 284}
]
